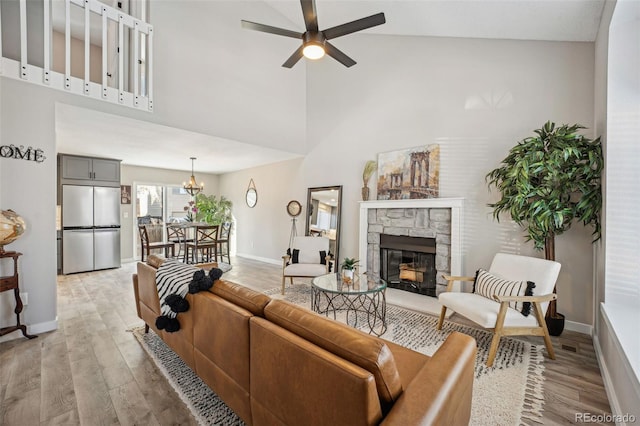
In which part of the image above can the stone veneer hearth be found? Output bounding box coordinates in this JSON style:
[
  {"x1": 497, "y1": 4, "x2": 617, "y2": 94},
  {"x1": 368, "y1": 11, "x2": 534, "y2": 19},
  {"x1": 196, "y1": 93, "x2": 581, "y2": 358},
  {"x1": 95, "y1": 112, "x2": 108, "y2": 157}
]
[{"x1": 358, "y1": 199, "x2": 463, "y2": 296}]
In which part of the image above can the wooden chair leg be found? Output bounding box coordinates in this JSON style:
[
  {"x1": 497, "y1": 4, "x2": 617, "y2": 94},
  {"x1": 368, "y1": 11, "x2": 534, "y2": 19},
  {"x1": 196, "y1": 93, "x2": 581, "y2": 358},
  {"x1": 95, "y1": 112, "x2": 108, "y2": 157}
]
[
  {"x1": 437, "y1": 306, "x2": 447, "y2": 330},
  {"x1": 487, "y1": 301, "x2": 510, "y2": 367},
  {"x1": 534, "y1": 301, "x2": 556, "y2": 360},
  {"x1": 281, "y1": 276, "x2": 286, "y2": 295},
  {"x1": 487, "y1": 333, "x2": 501, "y2": 368}
]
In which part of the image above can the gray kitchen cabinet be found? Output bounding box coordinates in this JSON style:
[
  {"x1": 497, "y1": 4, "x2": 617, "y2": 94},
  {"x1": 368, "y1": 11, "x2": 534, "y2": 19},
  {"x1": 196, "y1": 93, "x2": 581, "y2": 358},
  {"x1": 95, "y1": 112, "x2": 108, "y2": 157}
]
[
  {"x1": 92, "y1": 158, "x2": 121, "y2": 183},
  {"x1": 59, "y1": 154, "x2": 121, "y2": 187}
]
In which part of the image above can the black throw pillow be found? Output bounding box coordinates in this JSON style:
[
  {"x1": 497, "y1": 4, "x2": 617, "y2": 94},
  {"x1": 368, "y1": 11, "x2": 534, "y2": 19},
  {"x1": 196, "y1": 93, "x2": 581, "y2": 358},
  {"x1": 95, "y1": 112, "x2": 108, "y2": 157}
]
[
  {"x1": 320, "y1": 250, "x2": 327, "y2": 265},
  {"x1": 292, "y1": 249, "x2": 300, "y2": 264}
]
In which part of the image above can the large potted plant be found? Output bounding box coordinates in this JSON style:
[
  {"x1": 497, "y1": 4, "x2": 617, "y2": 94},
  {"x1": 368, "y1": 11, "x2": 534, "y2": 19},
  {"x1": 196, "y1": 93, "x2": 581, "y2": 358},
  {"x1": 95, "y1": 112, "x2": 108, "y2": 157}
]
[
  {"x1": 486, "y1": 121, "x2": 603, "y2": 336},
  {"x1": 194, "y1": 194, "x2": 233, "y2": 225}
]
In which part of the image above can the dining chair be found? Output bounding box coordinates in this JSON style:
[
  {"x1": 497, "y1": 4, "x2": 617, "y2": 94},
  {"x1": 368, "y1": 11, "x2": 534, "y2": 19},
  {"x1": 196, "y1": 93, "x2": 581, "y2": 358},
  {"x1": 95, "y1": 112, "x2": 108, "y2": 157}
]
[
  {"x1": 166, "y1": 223, "x2": 193, "y2": 263},
  {"x1": 185, "y1": 225, "x2": 219, "y2": 264},
  {"x1": 216, "y1": 222, "x2": 231, "y2": 264},
  {"x1": 138, "y1": 224, "x2": 175, "y2": 262}
]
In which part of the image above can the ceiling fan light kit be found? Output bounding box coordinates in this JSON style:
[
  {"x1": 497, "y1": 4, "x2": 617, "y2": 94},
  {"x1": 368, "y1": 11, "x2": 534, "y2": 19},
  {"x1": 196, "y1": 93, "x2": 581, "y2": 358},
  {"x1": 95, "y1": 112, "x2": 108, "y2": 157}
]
[
  {"x1": 302, "y1": 32, "x2": 326, "y2": 59},
  {"x1": 241, "y1": 0, "x2": 385, "y2": 68}
]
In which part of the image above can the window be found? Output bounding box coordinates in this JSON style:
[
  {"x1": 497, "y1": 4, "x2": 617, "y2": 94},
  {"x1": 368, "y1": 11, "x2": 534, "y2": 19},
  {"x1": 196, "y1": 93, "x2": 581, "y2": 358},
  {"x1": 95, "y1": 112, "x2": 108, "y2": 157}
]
[{"x1": 603, "y1": 0, "x2": 640, "y2": 380}]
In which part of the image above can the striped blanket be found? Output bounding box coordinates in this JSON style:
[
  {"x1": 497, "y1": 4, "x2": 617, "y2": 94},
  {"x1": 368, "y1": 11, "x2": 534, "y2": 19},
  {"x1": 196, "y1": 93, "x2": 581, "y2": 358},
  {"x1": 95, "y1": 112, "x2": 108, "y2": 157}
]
[
  {"x1": 154, "y1": 260, "x2": 198, "y2": 332},
  {"x1": 156, "y1": 261, "x2": 197, "y2": 317},
  {"x1": 154, "y1": 260, "x2": 222, "y2": 332}
]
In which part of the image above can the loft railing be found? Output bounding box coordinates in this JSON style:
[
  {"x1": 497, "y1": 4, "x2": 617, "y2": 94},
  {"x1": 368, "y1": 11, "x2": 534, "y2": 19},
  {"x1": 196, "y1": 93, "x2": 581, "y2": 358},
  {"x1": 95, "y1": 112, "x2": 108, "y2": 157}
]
[{"x1": 0, "y1": 0, "x2": 153, "y2": 111}]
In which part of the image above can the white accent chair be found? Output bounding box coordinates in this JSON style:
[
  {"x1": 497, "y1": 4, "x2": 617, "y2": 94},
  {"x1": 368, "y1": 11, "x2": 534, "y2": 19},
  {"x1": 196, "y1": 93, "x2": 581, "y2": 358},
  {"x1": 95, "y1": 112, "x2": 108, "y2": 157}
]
[
  {"x1": 437, "y1": 253, "x2": 561, "y2": 367},
  {"x1": 282, "y1": 236, "x2": 331, "y2": 294}
]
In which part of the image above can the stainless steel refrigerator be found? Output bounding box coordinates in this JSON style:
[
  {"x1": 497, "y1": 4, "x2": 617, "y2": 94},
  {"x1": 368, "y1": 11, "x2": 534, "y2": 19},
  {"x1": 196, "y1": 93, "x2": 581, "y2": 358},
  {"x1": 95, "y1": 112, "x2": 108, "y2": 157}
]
[{"x1": 62, "y1": 185, "x2": 121, "y2": 274}]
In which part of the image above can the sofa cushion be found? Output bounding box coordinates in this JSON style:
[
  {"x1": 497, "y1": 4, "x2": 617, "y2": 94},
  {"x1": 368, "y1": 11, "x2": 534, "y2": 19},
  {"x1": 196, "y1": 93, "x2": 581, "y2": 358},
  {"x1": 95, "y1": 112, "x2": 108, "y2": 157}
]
[
  {"x1": 438, "y1": 292, "x2": 541, "y2": 328},
  {"x1": 264, "y1": 299, "x2": 403, "y2": 409},
  {"x1": 473, "y1": 268, "x2": 534, "y2": 316},
  {"x1": 284, "y1": 263, "x2": 327, "y2": 277},
  {"x1": 211, "y1": 280, "x2": 271, "y2": 317}
]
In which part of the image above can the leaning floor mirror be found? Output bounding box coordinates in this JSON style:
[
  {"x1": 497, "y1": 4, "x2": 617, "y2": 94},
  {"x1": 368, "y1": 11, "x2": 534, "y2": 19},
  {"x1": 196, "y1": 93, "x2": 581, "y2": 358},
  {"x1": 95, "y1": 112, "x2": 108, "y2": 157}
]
[{"x1": 305, "y1": 186, "x2": 342, "y2": 268}]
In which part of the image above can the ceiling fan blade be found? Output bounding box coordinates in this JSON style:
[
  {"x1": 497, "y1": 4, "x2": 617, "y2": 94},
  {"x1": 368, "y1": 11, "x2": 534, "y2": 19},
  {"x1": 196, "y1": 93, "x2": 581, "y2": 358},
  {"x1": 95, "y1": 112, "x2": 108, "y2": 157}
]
[
  {"x1": 324, "y1": 42, "x2": 356, "y2": 68},
  {"x1": 241, "y1": 20, "x2": 303, "y2": 39},
  {"x1": 300, "y1": 0, "x2": 319, "y2": 32},
  {"x1": 282, "y1": 45, "x2": 305, "y2": 68},
  {"x1": 323, "y1": 12, "x2": 386, "y2": 40}
]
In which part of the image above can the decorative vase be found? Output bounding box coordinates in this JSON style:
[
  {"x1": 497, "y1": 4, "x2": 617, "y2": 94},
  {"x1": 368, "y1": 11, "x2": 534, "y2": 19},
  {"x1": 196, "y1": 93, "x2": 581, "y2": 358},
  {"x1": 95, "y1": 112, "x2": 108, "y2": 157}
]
[
  {"x1": 361, "y1": 186, "x2": 370, "y2": 201},
  {"x1": 342, "y1": 268, "x2": 354, "y2": 283}
]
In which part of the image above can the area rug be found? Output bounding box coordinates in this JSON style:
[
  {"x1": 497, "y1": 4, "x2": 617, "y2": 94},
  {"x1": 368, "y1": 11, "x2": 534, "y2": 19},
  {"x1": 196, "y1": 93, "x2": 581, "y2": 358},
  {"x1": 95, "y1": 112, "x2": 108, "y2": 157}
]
[{"x1": 132, "y1": 285, "x2": 545, "y2": 426}]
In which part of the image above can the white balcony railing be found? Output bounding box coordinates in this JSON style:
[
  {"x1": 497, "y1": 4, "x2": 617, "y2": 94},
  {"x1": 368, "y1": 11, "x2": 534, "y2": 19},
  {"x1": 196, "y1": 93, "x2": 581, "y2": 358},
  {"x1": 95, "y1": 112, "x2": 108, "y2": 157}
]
[{"x1": 0, "y1": 0, "x2": 153, "y2": 111}]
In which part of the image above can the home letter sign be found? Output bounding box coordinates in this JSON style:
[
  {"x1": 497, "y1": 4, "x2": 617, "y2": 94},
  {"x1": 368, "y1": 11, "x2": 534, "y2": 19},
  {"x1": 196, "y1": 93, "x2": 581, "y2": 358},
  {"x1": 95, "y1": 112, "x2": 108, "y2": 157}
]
[{"x1": 0, "y1": 145, "x2": 46, "y2": 163}]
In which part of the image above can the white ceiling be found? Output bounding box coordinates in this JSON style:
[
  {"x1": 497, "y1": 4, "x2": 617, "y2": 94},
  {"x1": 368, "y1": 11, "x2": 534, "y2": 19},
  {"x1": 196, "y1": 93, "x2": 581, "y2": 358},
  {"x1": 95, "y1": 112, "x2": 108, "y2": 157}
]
[
  {"x1": 55, "y1": 104, "x2": 302, "y2": 174},
  {"x1": 57, "y1": 0, "x2": 606, "y2": 175},
  {"x1": 263, "y1": 0, "x2": 606, "y2": 42}
]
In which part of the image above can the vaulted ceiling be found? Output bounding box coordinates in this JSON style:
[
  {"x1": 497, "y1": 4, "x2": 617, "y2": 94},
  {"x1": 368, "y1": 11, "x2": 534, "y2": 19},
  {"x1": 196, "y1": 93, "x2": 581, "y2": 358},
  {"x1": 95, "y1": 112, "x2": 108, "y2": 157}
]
[{"x1": 57, "y1": 0, "x2": 606, "y2": 174}]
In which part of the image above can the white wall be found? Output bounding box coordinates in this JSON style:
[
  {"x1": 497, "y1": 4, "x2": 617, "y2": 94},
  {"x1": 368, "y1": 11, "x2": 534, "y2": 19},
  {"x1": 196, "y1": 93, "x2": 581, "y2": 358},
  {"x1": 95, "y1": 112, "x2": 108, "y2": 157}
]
[
  {"x1": 218, "y1": 158, "x2": 304, "y2": 264},
  {"x1": 119, "y1": 164, "x2": 220, "y2": 261},
  {"x1": 147, "y1": 1, "x2": 307, "y2": 154},
  {"x1": 0, "y1": 80, "x2": 58, "y2": 335},
  {"x1": 227, "y1": 35, "x2": 597, "y2": 328}
]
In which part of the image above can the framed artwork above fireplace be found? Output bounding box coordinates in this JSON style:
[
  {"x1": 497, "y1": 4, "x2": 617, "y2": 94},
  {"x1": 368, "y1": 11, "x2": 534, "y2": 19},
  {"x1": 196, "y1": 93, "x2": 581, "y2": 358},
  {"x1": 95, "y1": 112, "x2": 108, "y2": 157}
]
[{"x1": 376, "y1": 144, "x2": 440, "y2": 200}]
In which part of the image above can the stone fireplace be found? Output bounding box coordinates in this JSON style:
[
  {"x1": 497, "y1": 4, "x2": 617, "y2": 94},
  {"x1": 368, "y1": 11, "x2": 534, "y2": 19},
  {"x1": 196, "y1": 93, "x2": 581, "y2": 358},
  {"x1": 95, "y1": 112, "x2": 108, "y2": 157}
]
[{"x1": 358, "y1": 199, "x2": 463, "y2": 297}]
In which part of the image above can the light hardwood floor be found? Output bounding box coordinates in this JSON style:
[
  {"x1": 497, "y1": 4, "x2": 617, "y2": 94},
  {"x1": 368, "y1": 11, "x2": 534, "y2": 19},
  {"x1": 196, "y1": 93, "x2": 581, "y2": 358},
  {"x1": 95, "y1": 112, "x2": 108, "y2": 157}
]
[{"x1": 0, "y1": 256, "x2": 613, "y2": 425}]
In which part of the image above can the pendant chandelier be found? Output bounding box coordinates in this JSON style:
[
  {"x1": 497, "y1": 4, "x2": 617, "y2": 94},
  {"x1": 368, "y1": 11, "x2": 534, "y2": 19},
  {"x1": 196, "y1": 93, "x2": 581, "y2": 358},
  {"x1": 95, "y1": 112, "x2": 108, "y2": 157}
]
[{"x1": 183, "y1": 157, "x2": 204, "y2": 196}]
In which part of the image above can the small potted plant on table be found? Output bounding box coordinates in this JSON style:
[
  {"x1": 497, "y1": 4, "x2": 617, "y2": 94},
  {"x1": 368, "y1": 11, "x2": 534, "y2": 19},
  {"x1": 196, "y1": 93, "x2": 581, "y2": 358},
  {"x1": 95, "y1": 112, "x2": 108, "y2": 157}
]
[{"x1": 341, "y1": 257, "x2": 359, "y2": 283}]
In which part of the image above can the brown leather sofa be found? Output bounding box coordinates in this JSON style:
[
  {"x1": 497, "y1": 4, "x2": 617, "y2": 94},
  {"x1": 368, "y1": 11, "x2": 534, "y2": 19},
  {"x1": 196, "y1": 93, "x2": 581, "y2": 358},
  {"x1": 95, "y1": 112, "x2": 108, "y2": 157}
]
[{"x1": 133, "y1": 256, "x2": 477, "y2": 426}]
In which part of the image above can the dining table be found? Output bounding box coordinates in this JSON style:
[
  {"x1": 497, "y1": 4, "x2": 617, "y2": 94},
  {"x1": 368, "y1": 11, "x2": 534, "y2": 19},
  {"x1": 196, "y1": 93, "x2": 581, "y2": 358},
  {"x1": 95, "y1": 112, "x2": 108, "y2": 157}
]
[{"x1": 167, "y1": 221, "x2": 211, "y2": 264}]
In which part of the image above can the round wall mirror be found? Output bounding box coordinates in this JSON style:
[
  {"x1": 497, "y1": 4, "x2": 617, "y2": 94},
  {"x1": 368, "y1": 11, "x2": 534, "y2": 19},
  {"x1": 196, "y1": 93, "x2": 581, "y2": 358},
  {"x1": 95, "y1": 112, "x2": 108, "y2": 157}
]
[{"x1": 246, "y1": 188, "x2": 257, "y2": 208}]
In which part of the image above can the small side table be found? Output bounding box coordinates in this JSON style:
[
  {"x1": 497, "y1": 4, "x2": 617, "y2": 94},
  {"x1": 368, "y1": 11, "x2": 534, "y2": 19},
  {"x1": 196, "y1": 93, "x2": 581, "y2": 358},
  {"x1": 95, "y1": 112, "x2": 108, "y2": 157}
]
[
  {"x1": 0, "y1": 251, "x2": 37, "y2": 339},
  {"x1": 311, "y1": 273, "x2": 387, "y2": 336}
]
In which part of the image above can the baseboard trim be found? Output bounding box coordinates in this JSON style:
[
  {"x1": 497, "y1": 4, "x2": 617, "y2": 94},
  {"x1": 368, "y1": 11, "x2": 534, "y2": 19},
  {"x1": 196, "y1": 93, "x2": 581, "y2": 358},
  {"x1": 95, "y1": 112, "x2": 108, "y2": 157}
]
[
  {"x1": 235, "y1": 253, "x2": 281, "y2": 266},
  {"x1": 565, "y1": 319, "x2": 592, "y2": 335},
  {"x1": 0, "y1": 318, "x2": 58, "y2": 343},
  {"x1": 593, "y1": 334, "x2": 624, "y2": 421}
]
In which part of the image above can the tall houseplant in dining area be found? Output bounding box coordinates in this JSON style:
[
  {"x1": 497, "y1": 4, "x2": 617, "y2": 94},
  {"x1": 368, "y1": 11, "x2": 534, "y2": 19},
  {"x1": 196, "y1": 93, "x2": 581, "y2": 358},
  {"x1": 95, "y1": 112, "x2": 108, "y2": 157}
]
[
  {"x1": 194, "y1": 194, "x2": 233, "y2": 225},
  {"x1": 486, "y1": 121, "x2": 603, "y2": 336}
]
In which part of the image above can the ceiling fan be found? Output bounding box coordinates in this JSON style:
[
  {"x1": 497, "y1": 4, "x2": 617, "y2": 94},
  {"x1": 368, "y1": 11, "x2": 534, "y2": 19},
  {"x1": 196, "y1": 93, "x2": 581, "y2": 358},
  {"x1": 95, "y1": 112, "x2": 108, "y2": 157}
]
[{"x1": 241, "y1": 0, "x2": 386, "y2": 68}]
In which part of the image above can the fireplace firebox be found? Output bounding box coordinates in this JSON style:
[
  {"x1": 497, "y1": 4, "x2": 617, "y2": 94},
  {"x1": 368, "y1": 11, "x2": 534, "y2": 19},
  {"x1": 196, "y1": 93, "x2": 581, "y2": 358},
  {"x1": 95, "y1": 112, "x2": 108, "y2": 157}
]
[{"x1": 379, "y1": 234, "x2": 437, "y2": 297}]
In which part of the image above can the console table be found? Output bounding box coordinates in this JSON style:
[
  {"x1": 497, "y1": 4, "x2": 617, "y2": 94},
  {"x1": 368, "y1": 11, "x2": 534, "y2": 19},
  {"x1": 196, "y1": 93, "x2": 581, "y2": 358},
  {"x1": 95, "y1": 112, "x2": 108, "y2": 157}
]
[{"x1": 0, "y1": 252, "x2": 36, "y2": 339}]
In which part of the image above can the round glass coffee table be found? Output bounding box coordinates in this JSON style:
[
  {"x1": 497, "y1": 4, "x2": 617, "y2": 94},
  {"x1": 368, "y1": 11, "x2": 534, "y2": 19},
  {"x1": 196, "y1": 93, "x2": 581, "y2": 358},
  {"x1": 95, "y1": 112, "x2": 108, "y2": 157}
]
[{"x1": 311, "y1": 273, "x2": 387, "y2": 336}]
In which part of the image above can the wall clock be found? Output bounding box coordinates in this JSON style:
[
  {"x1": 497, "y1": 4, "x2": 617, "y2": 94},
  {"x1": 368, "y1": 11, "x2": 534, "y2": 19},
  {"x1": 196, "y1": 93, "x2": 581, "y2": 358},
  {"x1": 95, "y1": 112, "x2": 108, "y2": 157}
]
[{"x1": 286, "y1": 200, "x2": 302, "y2": 217}]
